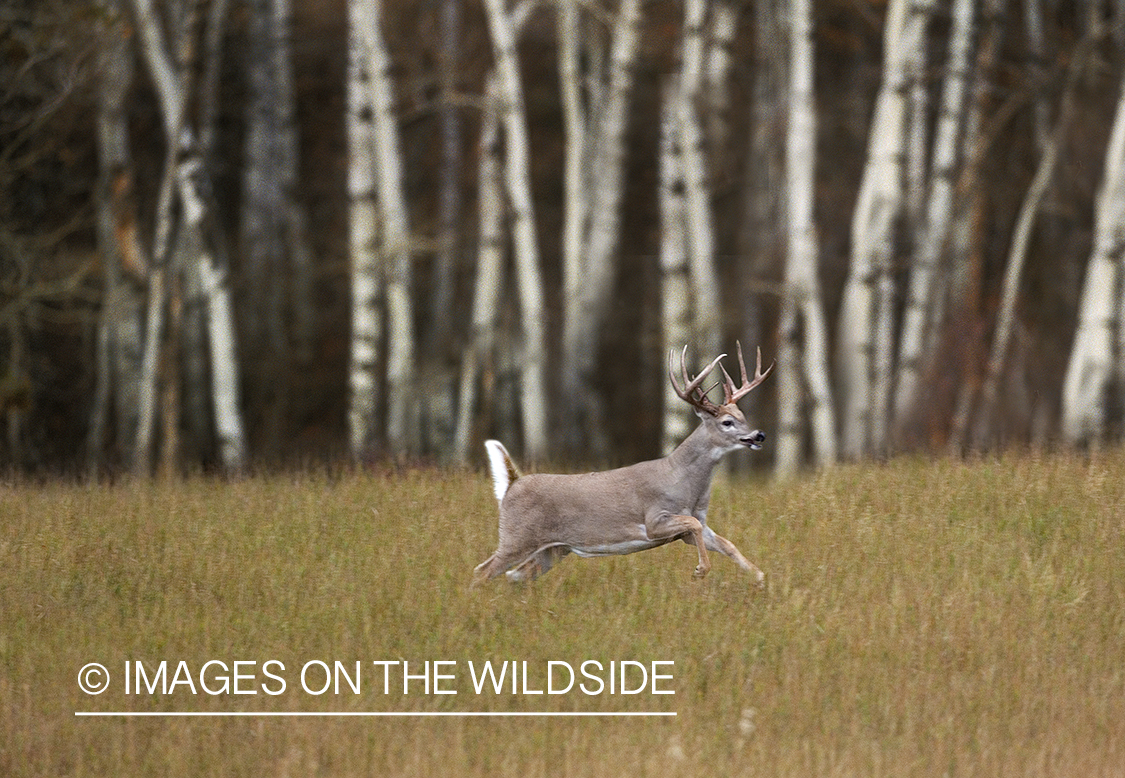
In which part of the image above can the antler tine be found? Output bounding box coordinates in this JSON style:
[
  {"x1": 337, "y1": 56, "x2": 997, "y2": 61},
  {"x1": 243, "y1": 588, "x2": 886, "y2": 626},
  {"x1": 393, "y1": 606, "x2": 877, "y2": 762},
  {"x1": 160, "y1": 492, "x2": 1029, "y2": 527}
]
[
  {"x1": 726, "y1": 341, "x2": 773, "y2": 404},
  {"x1": 668, "y1": 346, "x2": 726, "y2": 415},
  {"x1": 718, "y1": 362, "x2": 737, "y2": 405}
]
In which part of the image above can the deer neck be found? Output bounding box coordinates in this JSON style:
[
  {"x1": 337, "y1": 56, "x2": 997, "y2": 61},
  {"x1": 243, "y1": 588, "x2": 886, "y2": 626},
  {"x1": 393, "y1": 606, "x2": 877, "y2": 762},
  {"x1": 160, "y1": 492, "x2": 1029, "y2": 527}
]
[{"x1": 667, "y1": 421, "x2": 724, "y2": 484}]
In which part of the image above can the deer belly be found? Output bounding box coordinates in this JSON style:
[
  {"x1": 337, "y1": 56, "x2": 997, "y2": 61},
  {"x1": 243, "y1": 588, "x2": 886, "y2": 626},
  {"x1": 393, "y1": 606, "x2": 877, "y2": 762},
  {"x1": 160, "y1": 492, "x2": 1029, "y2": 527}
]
[{"x1": 570, "y1": 538, "x2": 669, "y2": 557}]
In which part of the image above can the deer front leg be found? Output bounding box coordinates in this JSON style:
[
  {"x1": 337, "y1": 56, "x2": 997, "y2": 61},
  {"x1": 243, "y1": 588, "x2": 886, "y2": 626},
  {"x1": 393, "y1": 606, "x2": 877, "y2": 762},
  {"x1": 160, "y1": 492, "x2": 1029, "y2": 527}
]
[
  {"x1": 646, "y1": 510, "x2": 711, "y2": 579},
  {"x1": 701, "y1": 525, "x2": 765, "y2": 587}
]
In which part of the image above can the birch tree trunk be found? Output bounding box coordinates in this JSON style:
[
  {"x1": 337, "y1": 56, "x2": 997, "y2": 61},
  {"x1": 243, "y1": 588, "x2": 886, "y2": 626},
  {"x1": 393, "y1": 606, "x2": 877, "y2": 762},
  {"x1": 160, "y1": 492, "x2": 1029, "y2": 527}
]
[
  {"x1": 346, "y1": 0, "x2": 384, "y2": 457},
  {"x1": 679, "y1": 0, "x2": 720, "y2": 360},
  {"x1": 129, "y1": 0, "x2": 248, "y2": 472},
  {"x1": 703, "y1": 0, "x2": 738, "y2": 176},
  {"x1": 903, "y1": 1, "x2": 935, "y2": 233},
  {"x1": 482, "y1": 0, "x2": 548, "y2": 458},
  {"x1": 659, "y1": 80, "x2": 694, "y2": 454},
  {"x1": 941, "y1": 0, "x2": 1007, "y2": 456},
  {"x1": 737, "y1": 0, "x2": 784, "y2": 367},
  {"x1": 836, "y1": 0, "x2": 914, "y2": 458},
  {"x1": 366, "y1": 0, "x2": 417, "y2": 453},
  {"x1": 893, "y1": 0, "x2": 975, "y2": 436},
  {"x1": 431, "y1": 0, "x2": 463, "y2": 344},
  {"x1": 129, "y1": 0, "x2": 178, "y2": 473},
  {"x1": 964, "y1": 34, "x2": 1092, "y2": 450},
  {"x1": 90, "y1": 0, "x2": 145, "y2": 472},
  {"x1": 563, "y1": 0, "x2": 643, "y2": 453},
  {"x1": 1023, "y1": 0, "x2": 1051, "y2": 156},
  {"x1": 455, "y1": 83, "x2": 506, "y2": 462},
  {"x1": 777, "y1": 0, "x2": 836, "y2": 476},
  {"x1": 1062, "y1": 77, "x2": 1125, "y2": 445},
  {"x1": 557, "y1": 0, "x2": 586, "y2": 357}
]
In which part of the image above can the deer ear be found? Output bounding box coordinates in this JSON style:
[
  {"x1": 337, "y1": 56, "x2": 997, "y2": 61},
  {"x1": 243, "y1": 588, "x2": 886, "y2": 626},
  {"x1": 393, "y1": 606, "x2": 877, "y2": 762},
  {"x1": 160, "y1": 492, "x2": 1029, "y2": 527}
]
[{"x1": 694, "y1": 406, "x2": 711, "y2": 421}]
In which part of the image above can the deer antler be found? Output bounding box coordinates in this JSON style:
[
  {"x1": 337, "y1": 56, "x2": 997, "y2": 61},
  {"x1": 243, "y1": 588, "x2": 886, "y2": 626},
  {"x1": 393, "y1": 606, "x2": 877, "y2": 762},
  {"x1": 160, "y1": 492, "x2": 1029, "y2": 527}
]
[
  {"x1": 669, "y1": 346, "x2": 726, "y2": 416},
  {"x1": 670, "y1": 343, "x2": 772, "y2": 416},
  {"x1": 718, "y1": 342, "x2": 773, "y2": 405}
]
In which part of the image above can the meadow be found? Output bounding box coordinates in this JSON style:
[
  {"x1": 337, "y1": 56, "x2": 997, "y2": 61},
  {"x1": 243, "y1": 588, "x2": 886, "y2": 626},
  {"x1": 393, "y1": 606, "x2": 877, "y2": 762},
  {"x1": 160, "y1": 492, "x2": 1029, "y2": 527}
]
[{"x1": 2, "y1": 449, "x2": 1124, "y2": 776}]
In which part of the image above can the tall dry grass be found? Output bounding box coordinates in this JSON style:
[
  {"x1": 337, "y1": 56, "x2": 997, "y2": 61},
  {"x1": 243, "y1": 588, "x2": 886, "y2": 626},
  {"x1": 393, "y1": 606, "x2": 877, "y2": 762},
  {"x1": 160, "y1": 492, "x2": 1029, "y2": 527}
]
[{"x1": 2, "y1": 450, "x2": 1123, "y2": 776}]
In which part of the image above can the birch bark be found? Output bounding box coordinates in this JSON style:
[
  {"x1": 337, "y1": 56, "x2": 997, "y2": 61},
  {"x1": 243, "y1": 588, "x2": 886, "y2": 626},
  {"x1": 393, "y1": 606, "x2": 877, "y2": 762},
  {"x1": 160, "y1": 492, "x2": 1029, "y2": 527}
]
[
  {"x1": 679, "y1": 0, "x2": 720, "y2": 360},
  {"x1": 894, "y1": 0, "x2": 975, "y2": 434},
  {"x1": 659, "y1": 80, "x2": 693, "y2": 455},
  {"x1": 966, "y1": 34, "x2": 1092, "y2": 450},
  {"x1": 703, "y1": 0, "x2": 738, "y2": 174},
  {"x1": 558, "y1": 0, "x2": 586, "y2": 355},
  {"x1": 1062, "y1": 77, "x2": 1125, "y2": 444},
  {"x1": 564, "y1": 0, "x2": 643, "y2": 453},
  {"x1": 482, "y1": 0, "x2": 548, "y2": 458},
  {"x1": 129, "y1": 0, "x2": 247, "y2": 472},
  {"x1": 366, "y1": 0, "x2": 416, "y2": 453},
  {"x1": 777, "y1": 0, "x2": 836, "y2": 476},
  {"x1": 455, "y1": 83, "x2": 506, "y2": 462},
  {"x1": 836, "y1": 0, "x2": 913, "y2": 458},
  {"x1": 90, "y1": 0, "x2": 144, "y2": 472},
  {"x1": 346, "y1": 0, "x2": 383, "y2": 457}
]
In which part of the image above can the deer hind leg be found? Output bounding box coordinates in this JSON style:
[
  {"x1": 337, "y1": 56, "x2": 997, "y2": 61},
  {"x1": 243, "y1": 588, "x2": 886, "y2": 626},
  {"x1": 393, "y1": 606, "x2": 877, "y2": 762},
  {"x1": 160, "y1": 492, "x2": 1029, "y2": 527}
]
[
  {"x1": 472, "y1": 553, "x2": 502, "y2": 586},
  {"x1": 506, "y1": 545, "x2": 571, "y2": 582},
  {"x1": 701, "y1": 526, "x2": 765, "y2": 587},
  {"x1": 646, "y1": 511, "x2": 711, "y2": 579},
  {"x1": 473, "y1": 545, "x2": 571, "y2": 585},
  {"x1": 472, "y1": 549, "x2": 522, "y2": 584}
]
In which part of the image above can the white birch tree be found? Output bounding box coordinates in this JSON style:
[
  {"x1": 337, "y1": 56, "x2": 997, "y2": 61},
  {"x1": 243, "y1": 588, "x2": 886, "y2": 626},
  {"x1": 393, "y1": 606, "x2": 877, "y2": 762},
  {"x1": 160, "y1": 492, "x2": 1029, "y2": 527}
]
[
  {"x1": 482, "y1": 0, "x2": 548, "y2": 458},
  {"x1": 703, "y1": 0, "x2": 739, "y2": 175},
  {"x1": 737, "y1": 0, "x2": 784, "y2": 370},
  {"x1": 563, "y1": 0, "x2": 643, "y2": 453},
  {"x1": 836, "y1": 0, "x2": 925, "y2": 458},
  {"x1": 678, "y1": 0, "x2": 720, "y2": 360},
  {"x1": 431, "y1": 0, "x2": 463, "y2": 342},
  {"x1": 964, "y1": 33, "x2": 1093, "y2": 450},
  {"x1": 345, "y1": 0, "x2": 419, "y2": 456},
  {"x1": 776, "y1": 0, "x2": 836, "y2": 476},
  {"x1": 903, "y1": 0, "x2": 935, "y2": 234},
  {"x1": 345, "y1": 0, "x2": 382, "y2": 457},
  {"x1": 1023, "y1": 0, "x2": 1052, "y2": 156},
  {"x1": 128, "y1": 0, "x2": 247, "y2": 472},
  {"x1": 1062, "y1": 76, "x2": 1125, "y2": 445},
  {"x1": 557, "y1": 0, "x2": 586, "y2": 356},
  {"x1": 368, "y1": 0, "x2": 416, "y2": 453},
  {"x1": 659, "y1": 79, "x2": 694, "y2": 454},
  {"x1": 89, "y1": 0, "x2": 145, "y2": 472},
  {"x1": 893, "y1": 0, "x2": 975, "y2": 435},
  {"x1": 455, "y1": 82, "x2": 506, "y2": 462}
]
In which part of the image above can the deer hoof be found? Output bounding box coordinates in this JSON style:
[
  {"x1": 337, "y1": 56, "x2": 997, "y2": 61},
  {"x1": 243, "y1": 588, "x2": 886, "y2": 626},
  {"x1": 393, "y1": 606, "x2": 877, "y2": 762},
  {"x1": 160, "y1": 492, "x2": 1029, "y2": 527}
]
[{"x1": 692, "y1": 565, "x2": 710, "y2": 580}]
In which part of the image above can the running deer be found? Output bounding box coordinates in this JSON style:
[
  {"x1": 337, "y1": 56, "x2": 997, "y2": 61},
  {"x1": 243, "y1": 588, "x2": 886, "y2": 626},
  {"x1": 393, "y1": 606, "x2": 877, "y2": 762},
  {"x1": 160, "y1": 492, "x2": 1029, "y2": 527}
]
[{"x1": 474, "y1": 343, "x2": 772, "y2": 585}]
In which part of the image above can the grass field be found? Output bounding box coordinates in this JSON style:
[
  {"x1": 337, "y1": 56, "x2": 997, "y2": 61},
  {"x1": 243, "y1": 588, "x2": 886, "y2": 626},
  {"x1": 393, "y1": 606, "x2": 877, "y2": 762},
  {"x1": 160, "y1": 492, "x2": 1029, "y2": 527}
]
[{"x1": 3, "y1": 449, "x2": 1124, "y2": 776}]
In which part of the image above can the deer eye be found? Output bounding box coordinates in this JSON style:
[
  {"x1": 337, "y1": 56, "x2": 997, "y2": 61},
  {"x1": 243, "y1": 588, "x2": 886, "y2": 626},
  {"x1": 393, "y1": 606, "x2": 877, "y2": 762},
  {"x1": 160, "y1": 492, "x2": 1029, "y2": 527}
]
[{"x1": 721, "y1": 418, "x2": 735, "y2": 428}]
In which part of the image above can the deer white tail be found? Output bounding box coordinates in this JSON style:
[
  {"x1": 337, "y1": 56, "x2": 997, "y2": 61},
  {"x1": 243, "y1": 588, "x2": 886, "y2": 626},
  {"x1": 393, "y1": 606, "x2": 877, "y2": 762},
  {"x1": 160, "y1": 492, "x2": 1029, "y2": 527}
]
[{"x1": 484, "y1": 440, "x2": 521, "y2": 503}]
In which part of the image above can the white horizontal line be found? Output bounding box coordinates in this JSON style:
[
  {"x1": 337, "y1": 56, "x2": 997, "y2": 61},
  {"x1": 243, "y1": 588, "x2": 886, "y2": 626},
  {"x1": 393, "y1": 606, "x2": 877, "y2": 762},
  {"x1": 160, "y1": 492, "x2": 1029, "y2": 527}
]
[{"x1": 75, "y1": 711, "x2": 675, "y2": 718}]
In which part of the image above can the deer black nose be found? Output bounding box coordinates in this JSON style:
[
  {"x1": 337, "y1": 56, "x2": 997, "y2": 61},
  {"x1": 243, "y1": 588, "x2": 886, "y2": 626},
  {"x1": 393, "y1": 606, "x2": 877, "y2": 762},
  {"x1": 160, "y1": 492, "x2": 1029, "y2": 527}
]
[{"x1": 742, "y1": 430, "x2": 766, "y2": 450}]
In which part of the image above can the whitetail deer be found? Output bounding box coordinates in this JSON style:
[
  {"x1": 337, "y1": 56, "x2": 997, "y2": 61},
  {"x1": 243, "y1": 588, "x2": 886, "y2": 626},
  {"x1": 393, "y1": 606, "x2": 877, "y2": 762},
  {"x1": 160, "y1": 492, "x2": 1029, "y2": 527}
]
[{"x1": 474, "y1": 343, "x2": 772, "y2": 585}]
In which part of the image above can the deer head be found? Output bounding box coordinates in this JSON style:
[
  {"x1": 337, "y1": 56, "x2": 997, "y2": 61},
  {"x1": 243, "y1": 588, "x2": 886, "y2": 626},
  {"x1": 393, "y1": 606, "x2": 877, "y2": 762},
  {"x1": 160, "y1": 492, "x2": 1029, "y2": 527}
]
[{"x1": 669, "y1": 342, "x2": 773, "y2": 452}]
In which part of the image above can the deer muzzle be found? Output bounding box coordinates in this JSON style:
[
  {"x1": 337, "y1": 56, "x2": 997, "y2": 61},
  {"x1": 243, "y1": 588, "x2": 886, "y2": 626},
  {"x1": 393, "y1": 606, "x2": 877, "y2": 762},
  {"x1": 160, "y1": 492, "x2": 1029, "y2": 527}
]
[{"x1": 742, "y1": 430, "x2": 766, "y2": 450}]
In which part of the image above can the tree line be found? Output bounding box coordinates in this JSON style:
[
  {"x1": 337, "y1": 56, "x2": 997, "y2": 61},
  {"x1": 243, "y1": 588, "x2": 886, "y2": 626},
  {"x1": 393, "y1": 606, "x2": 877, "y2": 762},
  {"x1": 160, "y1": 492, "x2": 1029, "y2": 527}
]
[{"x1": 2, "y1": 0, "x2": 1123, "y2": 477}]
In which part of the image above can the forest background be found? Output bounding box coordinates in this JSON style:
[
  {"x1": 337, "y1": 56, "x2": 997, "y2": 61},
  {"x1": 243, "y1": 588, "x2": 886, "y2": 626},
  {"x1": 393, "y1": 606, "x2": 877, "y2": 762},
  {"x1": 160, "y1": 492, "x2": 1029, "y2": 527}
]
[{"x1": 3, "y1": 0, "x2": 1125, "y2": 477}]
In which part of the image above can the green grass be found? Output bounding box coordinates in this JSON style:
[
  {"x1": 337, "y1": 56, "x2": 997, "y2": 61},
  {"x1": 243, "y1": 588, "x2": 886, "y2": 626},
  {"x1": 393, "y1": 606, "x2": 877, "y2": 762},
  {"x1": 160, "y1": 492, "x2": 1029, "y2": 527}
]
[{"x1": 3, "y1": 450, "x2": 1124, "y2": 776}]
